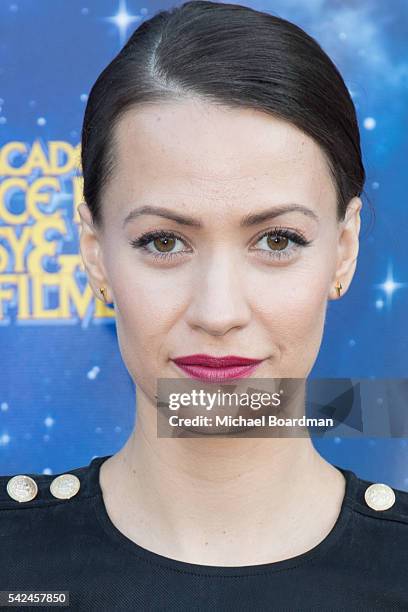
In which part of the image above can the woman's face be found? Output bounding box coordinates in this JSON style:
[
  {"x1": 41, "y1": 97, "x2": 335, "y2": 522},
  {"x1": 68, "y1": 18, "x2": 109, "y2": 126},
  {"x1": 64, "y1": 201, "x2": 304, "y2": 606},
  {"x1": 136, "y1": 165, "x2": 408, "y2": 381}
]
[{"x1": 79, "y1": 99, "x2": 361, "y2": 401}]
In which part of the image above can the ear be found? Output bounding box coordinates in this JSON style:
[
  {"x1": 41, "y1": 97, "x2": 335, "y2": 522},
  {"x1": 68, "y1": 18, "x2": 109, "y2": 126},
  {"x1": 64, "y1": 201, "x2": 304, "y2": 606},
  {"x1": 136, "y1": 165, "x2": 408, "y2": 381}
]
[
  {"x1": 77, "y1": 202, "x2": 110, "y2": 302},
  {"x1": 330, "y1": 196, "x2": 362, "y2": 300}
]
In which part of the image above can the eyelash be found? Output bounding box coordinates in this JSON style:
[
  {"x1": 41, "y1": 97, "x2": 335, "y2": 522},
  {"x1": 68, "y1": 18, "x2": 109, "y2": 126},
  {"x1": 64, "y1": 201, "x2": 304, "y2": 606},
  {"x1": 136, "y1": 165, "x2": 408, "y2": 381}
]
[{"x1": 128, "y1": 227, "x2": 312, "y2": 263}]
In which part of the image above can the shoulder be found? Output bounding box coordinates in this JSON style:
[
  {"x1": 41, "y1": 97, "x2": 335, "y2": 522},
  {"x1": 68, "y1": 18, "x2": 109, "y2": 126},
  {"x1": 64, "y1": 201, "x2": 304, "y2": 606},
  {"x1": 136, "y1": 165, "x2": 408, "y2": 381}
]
[
  {"x1": 0, "y1": 457, "x2": 102, "y2": 513},
  {"x1": 0, "y1": 457, "x2": 110, "y2": 585},
  {"x1": 345, "y1": 467, "x2": 408, "y2": 527}
]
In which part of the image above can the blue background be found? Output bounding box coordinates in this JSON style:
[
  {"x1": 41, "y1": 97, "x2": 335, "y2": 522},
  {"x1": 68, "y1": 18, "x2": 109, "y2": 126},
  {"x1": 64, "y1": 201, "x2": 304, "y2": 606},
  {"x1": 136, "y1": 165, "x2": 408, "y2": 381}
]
[{"x1": 0, "y1": 0, "x2": 407, "y2": 488}]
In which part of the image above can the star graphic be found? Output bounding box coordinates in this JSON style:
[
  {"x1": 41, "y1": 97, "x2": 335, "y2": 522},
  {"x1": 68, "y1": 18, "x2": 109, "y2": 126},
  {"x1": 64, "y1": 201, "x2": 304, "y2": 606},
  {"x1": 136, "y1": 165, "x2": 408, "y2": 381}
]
[
  {"x1": 374, "y1": 262, "x2": 407, "y2": 308},
  {"x1": 105, "y1": 0, "x2": 141, "y2": 46}
]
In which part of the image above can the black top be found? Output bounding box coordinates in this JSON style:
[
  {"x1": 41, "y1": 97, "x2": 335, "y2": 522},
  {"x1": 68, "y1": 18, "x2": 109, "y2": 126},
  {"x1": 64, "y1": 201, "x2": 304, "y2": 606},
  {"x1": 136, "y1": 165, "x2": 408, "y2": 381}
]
[{"x1": 1, "y1": 454, "x2": 408, "y2": 611}]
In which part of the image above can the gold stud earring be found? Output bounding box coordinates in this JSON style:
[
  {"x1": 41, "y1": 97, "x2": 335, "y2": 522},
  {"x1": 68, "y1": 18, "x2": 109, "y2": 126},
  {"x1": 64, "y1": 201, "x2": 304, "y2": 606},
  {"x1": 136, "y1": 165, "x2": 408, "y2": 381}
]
[
  {"x1": 335, "y1": 280, "x2": 342, "y2": 297},
  {"x1": 99, "y1": 286, "x2": 108, "y2": 303}
]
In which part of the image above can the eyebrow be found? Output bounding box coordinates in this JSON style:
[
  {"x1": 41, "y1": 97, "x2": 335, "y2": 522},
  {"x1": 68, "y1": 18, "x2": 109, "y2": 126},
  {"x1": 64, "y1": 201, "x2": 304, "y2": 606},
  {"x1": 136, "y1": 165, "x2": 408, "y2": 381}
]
[{"x1": 122, "y1": 203, "x2": 319, "y2": 229}]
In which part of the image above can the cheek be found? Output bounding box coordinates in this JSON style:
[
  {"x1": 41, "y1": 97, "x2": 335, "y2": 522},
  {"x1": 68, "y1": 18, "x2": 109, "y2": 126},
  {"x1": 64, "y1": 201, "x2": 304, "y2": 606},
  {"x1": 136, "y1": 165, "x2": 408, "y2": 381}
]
[
  {"x1": 263, "y1": 287, "x2": 326, "y2": 340},
  {"x1": 115, "y1": 273, "x2": 187, "y2": 327},
  {"x1": 253, "y1": 260, "x2": 331, "y2": 362},
  {"x1": 106, "y1": 252, "x2": 188, "y2": 364}
]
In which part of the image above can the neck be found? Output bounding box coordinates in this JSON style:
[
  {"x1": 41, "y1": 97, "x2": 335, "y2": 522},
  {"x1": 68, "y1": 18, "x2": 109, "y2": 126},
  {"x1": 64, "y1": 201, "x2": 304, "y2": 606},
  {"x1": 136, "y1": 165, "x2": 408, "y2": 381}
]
[{"x1": 99, "y1": 389, "x2": 346, "y2": 566}]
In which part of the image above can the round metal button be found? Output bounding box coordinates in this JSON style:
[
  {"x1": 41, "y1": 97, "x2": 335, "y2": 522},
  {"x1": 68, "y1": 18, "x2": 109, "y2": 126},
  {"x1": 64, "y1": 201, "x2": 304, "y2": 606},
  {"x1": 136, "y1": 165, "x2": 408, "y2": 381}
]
[
  {"x1": 50, "y1": 474, "x2": 80, "y2": 499},
  {"x1": 364, "y1": 482, "x2": 396, "y2": 511},
  {"x1": 6, "y1": 475, "x2": 38, "y2": 503}
]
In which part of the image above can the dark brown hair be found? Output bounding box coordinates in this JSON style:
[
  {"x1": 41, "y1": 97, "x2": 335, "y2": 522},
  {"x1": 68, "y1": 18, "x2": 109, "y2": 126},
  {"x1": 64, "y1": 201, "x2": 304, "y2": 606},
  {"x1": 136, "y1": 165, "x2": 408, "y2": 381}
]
[{"x1": 81, "y1": 0, "x2": 366, "y2": 228}]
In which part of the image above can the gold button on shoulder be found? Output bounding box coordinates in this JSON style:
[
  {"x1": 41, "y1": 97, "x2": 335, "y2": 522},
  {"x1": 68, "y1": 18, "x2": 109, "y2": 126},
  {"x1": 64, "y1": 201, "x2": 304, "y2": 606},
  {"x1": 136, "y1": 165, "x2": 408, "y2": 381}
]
[
  {"x1": 6, "y1": 475, "x2": 38, "y2": 503},
  {"x1": 50, "y1": 473, "x2": 80, "y2": 499},
  {"x1": 364, "y1": 482, "x2": 396, "y2": 511}
]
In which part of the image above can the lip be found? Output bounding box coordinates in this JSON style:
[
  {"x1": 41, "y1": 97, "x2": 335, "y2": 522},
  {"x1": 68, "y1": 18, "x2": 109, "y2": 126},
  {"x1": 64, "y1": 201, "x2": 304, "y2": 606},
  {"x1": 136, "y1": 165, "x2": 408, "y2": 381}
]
[
  {"x1": 171, "y1": 354, "x2": 264, "y2": 382},
  {"x1": 172, "y1": 354, "x2": 263, "y2": 367}
]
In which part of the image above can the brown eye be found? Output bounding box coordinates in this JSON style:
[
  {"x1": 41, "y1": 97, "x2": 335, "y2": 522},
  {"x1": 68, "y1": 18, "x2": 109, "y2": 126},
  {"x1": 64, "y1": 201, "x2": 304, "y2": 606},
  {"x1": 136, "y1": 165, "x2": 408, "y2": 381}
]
[
  {"x1": 129, "y1": 230, "x2": 188, "y2": 260},
  {"x1": 266, "y1": 234, "x2": 289, "y2": 251},
  {"x1": 153, "y1": 236, "x2": 176, "y2": 252}
]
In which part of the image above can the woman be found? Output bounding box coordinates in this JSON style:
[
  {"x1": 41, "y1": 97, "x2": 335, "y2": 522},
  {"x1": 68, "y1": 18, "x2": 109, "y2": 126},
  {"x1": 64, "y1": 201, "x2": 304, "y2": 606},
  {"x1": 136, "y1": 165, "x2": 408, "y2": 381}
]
[{"x1": 1, "y1": 2, "x2": 407, "y2": 610}]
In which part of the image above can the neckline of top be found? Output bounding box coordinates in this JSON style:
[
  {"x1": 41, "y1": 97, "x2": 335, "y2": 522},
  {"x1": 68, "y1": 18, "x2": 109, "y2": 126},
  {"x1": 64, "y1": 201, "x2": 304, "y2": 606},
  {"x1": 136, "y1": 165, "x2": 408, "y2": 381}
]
[{"x1": 87, "y1": 453, "x2": 358, "y2": 576}]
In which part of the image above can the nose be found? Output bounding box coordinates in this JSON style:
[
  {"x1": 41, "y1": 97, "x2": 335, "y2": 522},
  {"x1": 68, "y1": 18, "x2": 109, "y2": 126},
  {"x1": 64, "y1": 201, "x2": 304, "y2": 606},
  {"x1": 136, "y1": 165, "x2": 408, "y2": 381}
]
[{"x1": 185, "y1": 251, "x2": 251, "y2": 336}]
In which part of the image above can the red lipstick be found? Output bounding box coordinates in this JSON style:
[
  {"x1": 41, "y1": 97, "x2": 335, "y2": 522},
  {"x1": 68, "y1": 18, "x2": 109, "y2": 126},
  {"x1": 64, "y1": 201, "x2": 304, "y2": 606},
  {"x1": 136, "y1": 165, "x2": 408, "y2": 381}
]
[{"x1": 171, "y1": 354, "x2": 264, "y2": 382}]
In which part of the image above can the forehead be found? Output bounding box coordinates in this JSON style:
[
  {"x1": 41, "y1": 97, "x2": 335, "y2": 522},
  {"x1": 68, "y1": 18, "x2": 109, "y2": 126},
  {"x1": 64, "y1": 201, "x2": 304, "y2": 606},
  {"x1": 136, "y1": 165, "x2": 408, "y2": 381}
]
[{"x1": 106, "y1": 99, "x2": 336, "y2": 217}]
